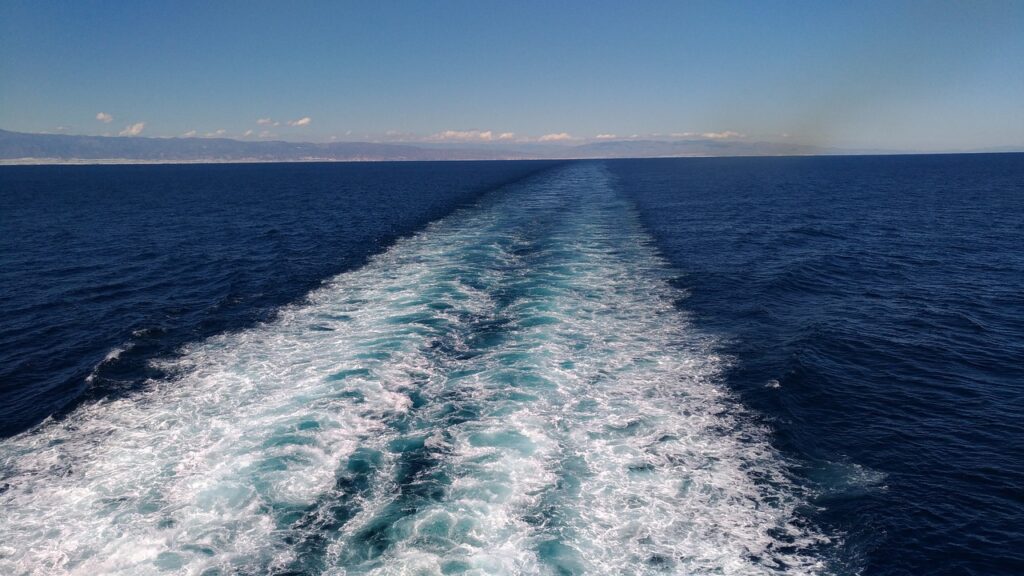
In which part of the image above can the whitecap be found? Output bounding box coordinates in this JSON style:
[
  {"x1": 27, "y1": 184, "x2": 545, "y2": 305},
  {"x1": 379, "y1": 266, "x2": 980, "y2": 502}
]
[{"x1": 0, "y1": 163, "x2": 832, "y2": 576}]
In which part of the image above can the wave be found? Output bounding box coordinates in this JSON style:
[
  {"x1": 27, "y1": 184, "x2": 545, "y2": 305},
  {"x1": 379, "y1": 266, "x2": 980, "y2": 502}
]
[{"x1": 0, "y1": 163, "x2": 829, "y2": 575}]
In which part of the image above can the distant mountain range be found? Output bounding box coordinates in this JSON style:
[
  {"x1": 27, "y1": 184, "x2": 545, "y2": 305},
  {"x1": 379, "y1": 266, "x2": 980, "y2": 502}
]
[
  {"x1": 5, "y1": 128, "x2": 1012, "y2": 164},
  {"x1": 0, "y1": 129, "x2": 527, "y2": 163},
  {"x1": 566, "y1": 138, "x2": 833, "y2": 158}
]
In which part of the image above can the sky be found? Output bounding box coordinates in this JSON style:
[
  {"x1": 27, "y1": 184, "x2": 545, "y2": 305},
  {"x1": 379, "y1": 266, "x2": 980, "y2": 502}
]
[{"x1": 1, "y1": 0, "x2": 1022, "y2": 151}]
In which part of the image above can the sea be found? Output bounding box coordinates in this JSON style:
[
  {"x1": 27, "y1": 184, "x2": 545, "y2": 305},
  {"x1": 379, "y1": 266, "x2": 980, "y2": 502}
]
[{"x1": 0, "y1": 155, "x2": 1021, "y2": 575}]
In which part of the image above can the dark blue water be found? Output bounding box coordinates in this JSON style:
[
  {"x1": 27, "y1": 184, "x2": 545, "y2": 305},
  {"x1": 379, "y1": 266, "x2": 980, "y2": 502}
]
[
  {"x1": 1, "y1": 155, "x2": 1022, "y2": 575},
  {"x1": 0, "y1": 161, "x2": 561, "y2": 435},
  {"x1": 609, "y1": 154, "x2": 1024, "y2": 576}
]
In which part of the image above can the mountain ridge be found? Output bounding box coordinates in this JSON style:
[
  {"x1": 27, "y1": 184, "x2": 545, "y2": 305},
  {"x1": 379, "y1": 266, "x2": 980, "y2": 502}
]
[{"x1": 3, "y1": 128, "x2": 1015, "y2": 164}]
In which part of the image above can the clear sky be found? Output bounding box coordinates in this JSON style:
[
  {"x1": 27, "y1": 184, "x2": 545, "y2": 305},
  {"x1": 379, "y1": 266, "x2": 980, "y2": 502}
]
[{"x1": 2, "y1": 0, "x2": 1022, "y2": 151}]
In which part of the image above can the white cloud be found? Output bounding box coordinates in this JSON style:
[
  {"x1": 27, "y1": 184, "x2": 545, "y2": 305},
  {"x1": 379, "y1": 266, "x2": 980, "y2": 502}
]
[
  {"x1": 539, "y1": 132, "x2": 573, "y2": 142},
  {"x1": 182, "y1": 130, "x2": 197, "y2": 137},
  {"x1": 428, "y1": 129, "x2": 515, "y2": 142},
  {"x1": 257, "y1": 117, "x2": 274, "y2": 126},
  {"x1": 701, "y1": 130, "x2": 744, "y2": 140},
  {"x1": 243, "y1": 129, "x2": 254, "y2": 137},
  {"x1": 595, "y1": 133, "x2": 617, "y2": 140},
  {"x1": 288, "y1": 116, "x2": 312, "y2": 127},
  {"x1": 671, "y1": 130, "x2": 745, "y2": 140},
  {"x1": 431, "y1": 129, "x2": 500, "y2": 142},
  {"x1": 205, "y1": 129, "x2": 227, "y2": 137},
  {"x1": 118, "y1": 122, "x2": 145, "y2": 136},
  {"x1": 96, "y1": 112, "x2": 113, "y2": 123},
  {"x1": 258, "y1": 130, "x2": 275, "y2": 138}
]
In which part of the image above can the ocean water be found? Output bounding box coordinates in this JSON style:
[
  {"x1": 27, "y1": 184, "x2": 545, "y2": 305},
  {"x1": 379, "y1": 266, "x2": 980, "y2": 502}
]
[
  {"x1": 0, "y1": 161, "x2": 559, "y2": 435},
  {"x1": 609, "y1": 155, "x2": 1024, "y2": 575},
  {"x1": 0, "y1": 156, "x2": 1021, "y2": 575}
]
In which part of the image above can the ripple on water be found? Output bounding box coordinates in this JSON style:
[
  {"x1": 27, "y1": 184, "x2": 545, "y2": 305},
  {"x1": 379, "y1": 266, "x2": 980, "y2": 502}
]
[{"x1": 0, "y1": 163, "x2": 831, "y2": 575}]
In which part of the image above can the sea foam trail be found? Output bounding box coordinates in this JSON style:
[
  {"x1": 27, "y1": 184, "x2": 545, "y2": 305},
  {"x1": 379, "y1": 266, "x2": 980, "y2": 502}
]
[{"x1": 0, "y1": 163, "x2": 828, "y2": 575}]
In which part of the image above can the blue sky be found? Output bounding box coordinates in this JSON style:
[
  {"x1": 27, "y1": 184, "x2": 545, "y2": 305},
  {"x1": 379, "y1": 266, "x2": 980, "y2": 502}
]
[{"x1": 2, "y1": 0, "x2": 1022, "y2": 150}]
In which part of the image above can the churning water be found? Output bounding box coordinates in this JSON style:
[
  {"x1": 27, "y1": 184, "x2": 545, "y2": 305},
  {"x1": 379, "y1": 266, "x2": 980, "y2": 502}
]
[{"x1": 2, "y1": 155, "x2": 1022, "y2": 575}]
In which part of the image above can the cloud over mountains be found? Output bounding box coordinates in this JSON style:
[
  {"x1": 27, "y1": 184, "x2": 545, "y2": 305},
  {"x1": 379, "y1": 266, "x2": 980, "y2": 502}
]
[{"x1": 0, "y1": 128, "x2": 847, "y2": 164}]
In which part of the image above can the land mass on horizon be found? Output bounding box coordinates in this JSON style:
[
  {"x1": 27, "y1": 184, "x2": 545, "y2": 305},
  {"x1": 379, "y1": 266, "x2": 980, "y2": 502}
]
[{"x1": 0, "y1": 128, "x2": 874, "y2": 164}]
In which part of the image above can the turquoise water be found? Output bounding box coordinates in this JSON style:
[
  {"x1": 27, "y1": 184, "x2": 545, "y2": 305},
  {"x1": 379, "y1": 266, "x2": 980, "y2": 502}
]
[
  {"x1": 0, "y1": 163, "x2": 824, "y2": 574},
  {"x1": 5, "y1": 155, "x2": 1022, "y2": 574}
]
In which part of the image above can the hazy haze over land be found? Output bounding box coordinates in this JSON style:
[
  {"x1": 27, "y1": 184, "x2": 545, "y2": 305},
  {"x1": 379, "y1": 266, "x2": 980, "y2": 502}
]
[{"x1": 0, "y1": 129, "x2": 853, "y2": 163}]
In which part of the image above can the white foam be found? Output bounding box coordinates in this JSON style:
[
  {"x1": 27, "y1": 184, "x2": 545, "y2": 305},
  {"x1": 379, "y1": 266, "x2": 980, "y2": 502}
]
[
  {"x1": 320, "y1": 165, "x2": 829, "y2": 574},
  {"x1": 0, "y1": 163, "x2": 830, "y2": 575},
  {"x1": 0, "y1": 210, "x2": 507, "y2": 575},
  {"x1": 84, "y1": 345, "x2": 129, "y2": 384}
]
